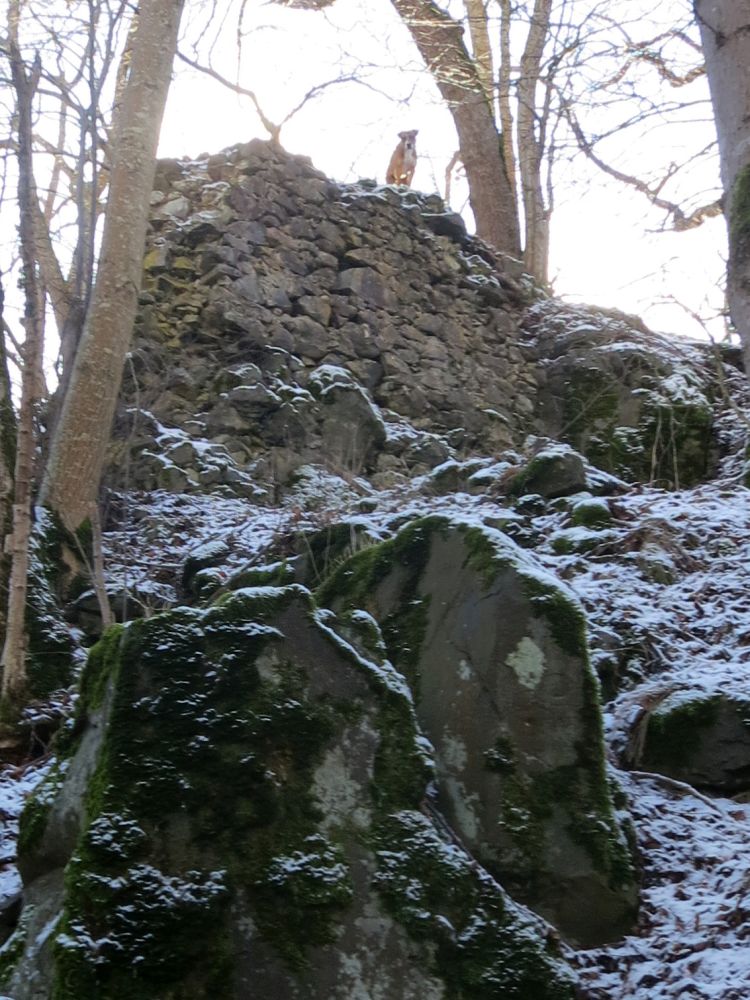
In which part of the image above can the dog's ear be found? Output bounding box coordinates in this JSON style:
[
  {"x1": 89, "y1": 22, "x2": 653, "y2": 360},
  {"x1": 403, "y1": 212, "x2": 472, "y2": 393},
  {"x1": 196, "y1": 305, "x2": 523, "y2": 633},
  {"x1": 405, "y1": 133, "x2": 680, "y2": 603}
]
[{"x1": 398, "y1": 131, "x2": 408, "y2": 140}]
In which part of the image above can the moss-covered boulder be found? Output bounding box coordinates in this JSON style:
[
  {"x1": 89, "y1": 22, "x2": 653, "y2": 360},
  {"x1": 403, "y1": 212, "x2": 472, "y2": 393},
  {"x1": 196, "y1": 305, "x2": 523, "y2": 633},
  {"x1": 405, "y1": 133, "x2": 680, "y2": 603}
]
[
  {"x1": 317, "y1": 516, "x2": 638, "y2": 945},
  {"x1": 504, "y1": 446, "x2": 588, "y2": 499},
  {"x1": 527, "y1": 302, "x2": 717, "y2": 488},
  {"x1": 2, "y1": 586, "x2": 578, "y2": 1000},
  {"x1": 630, "y1": 689, "x2": 750, "y2": 792}
]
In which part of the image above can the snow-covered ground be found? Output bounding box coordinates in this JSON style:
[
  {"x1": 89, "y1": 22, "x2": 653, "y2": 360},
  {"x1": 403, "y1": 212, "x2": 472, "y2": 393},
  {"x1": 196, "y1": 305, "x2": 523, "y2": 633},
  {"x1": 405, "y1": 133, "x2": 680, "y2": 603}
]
[{"x1": 3, "y1": 423, "x2": 750, "y2": 997}]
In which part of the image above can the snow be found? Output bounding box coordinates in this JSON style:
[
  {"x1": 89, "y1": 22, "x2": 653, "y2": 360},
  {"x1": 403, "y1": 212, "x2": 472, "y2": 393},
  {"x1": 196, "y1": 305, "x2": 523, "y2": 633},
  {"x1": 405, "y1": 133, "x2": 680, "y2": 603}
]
[
  {"x1": 5, "y1": 349, "x2": 750, "y2": 997},
  {"x1": 0, "y1": 757, "x2": 54, "y2": 909},
  {"x1": 85, "y1": 419, "x2": 750, "y2": 995},
  {"x1": 572, "y1": 772, "x2": 750, "y2": 999}
]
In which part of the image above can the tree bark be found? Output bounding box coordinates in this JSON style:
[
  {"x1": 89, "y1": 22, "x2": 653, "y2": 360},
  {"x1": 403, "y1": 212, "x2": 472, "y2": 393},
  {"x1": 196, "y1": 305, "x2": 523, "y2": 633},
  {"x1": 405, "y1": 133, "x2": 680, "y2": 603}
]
[
  {"x1": 463, "y1": 0, "x2": 494, "y2": 108},
  {"x1": 498, "y1": 0, "x2": 518, "y2": 203},
  {"x1": 517, "y1": 0, "x2": 552, "y2": 284},
  {"x1": 2, "y1": 38, "x2": 44, "y2": 704},
  {"x1": 695, "y1": 0, "x2": 750, "y2": 365},
  {"x1": 0, "y1": 281, "x2": 16, "y2": 662},
  {"x1": 390, "y1": 0, "x2": 521, "y2": 256},
  {"x1": 40, "y1": 0, "x2": 185, "y2": 532}
]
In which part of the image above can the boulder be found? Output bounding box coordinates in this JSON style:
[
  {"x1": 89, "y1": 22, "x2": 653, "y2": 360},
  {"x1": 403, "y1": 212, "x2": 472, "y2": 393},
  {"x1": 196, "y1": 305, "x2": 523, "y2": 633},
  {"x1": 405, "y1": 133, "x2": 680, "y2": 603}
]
[
  {"x1": 317, "y1": 516, "x2": 638, "y2": 945},
  {"x1": 3, "y1": 589, "x2": 578, "y2": 1000},
  {"x1": 629, "y1": 689, "x2": 750, "y2": 792},
  {"x1": 528, "y1": 301, "x2": 717, "y2": 488}
]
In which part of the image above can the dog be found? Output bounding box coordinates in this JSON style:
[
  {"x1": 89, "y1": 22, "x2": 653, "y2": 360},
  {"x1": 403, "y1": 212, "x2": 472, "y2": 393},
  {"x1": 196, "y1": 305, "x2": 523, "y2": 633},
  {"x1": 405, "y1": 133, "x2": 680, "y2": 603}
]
[{"x1": 386, "y1": 130, "x2": 418, "y2": 187}]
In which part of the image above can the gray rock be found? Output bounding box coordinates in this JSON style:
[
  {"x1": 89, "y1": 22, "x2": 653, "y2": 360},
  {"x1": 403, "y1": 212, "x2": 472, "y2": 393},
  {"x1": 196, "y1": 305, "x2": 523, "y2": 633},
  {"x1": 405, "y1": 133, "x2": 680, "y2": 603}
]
[
  {"x1": 506, "y1": 446, "x2": 588, "y2": 499},
  {"x1": 628, "y1": 689, "x2": 750, "y2": 792},
  {"x1": 5, "y1": 588, "x2": 578, "y2": 1000},
  {"x1": 318, "y1": 517, "x2": 638, "y2": 945},
  {"x1": 336, "y1": 267, "x2": 396, "y2": 309}
]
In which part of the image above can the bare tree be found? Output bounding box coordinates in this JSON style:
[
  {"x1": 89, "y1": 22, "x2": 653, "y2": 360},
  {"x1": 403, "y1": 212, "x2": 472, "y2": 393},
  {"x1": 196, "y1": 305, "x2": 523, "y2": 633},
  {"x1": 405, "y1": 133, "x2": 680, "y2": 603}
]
[
  {"x1": 0, "y1": 281, "x2": 16, "y2": 671},
  {"x1": 694, "y1": 0, "x2": 750, "y2": 367},
  {"x1": 1, "y1": 13, "x2": 44, "y2": 704},
  {"x1": 389, "y1": 0, "x2": 721, "y2": 285},
  {"x1": 41, "y1": 0, "x2": 186, "y2": 532},
  {"x1": 390, "y1": 0, "x2": 522, "y2": 257}
]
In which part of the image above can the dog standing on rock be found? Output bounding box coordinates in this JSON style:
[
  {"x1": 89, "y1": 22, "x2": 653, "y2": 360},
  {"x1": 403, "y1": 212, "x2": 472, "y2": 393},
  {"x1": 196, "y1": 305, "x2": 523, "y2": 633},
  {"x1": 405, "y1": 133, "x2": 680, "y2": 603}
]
[{"x1": 386, "y1": 130, "x2": 418, "y2": 187}]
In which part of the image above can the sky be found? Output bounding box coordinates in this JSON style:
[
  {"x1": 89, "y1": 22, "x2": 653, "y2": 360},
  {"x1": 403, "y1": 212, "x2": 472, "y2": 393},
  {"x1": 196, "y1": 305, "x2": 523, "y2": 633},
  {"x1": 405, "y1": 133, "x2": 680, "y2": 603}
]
[
  {"x1": 0, "y1": 0, "x2": 729, "y2": 359},
  {"x1": 157, "y1": 0, "x2": 729, "y2": 343}
]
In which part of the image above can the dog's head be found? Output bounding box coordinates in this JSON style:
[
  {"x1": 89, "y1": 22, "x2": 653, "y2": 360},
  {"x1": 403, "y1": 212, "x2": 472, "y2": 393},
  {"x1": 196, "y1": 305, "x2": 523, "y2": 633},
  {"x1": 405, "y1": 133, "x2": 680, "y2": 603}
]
[{"x1": 398, "y1": 130, "x2": 418, "y2": 149}]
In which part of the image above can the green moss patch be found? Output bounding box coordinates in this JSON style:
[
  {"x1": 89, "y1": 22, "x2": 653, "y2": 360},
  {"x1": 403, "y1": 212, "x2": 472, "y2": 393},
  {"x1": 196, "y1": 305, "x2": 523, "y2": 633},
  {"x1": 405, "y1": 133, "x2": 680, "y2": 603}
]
[
  {"x1": 24, "y1": 573, "x2": 582, "y2": 998},
  {"x1": 642, "y1": 695, "x2": 721, "y2": 771},
  {"x1": 730, "y1": 163, "x2": 750, "y2": 269},
  {"x1": 373, "y1": 812, "x2": 575, "y2": 1000},
  {"x1": 51, "y1": 588, "x2": 357, "y2": 997}
]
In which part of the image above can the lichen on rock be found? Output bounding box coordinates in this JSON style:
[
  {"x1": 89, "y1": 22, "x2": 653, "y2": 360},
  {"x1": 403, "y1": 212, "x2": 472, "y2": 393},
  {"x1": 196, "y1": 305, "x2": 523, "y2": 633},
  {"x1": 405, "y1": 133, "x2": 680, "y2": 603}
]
[{"x1": 317, "y1": 515, "x2": 638, "y2": 945}]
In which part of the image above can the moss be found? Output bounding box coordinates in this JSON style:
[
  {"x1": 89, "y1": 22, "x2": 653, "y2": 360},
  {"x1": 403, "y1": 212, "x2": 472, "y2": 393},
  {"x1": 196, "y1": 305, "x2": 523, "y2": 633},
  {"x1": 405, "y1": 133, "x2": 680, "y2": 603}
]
[
  {"x1": 560, "y1": 362, "x2": 714, "y2": 489},
  {"x1": 483, "y1": 723, "x2": 632, "y2": 899},
  {"x1": 322, "y1": 517, "x2": 633, "y2": 898},
  {"x1": 299, "y1": 521, "x2": 384, "y2": 591},
  {"x1": 521, "y1": 576, "x2": 588, "y2": 660},
  {"x1": 78, "y1": 625, "x2": 125, "y2": 714},
  {"x1": 372, "y1": 812, "x2": 576, "y2": 1000},
  {"x1": 317, "y1": 516, "x2": 445, "y2": 610},
  {"x1": 570, "y1": 499, "x2": 611, "y2": 529},
  {"x1": 642, "y1": 695, "x2": 721, "y2": 771},
  {"x1": 483, "y1": 735, "x2": 518, "y2": 774},
  {"x1": 314, "y1": 608, "x2": 435, "y2": 814},
  {"x1": 638, "y1": 398, "x2": 713, "y2": 489},
  {"x1": 17, "y1": 760, "x2": 68, "y2": 859},
  {"x1": 24, "y1": 534, "x2": 77, "y2": 699},
  {"x1": 730, "y1": 163, "x2": 750, "y2": 269},
  {"x1": 562, "y1": 368, "x2": 620, "y2": 454},
  {"x1": 571, "y1": 663, "x2": 635, "y2": 891},
  {"x1": 227, "y1": 560, "x2": 294, "y2": 592},
  {"x1": 316, "y1": 517, "x2": 441, "y2": 689},
  {"x1": 251, "y1": 834, "x2": 354, "y2": 967},
  {"x1": 51, "y1": 588, "x2": 357, "y2": 996}
]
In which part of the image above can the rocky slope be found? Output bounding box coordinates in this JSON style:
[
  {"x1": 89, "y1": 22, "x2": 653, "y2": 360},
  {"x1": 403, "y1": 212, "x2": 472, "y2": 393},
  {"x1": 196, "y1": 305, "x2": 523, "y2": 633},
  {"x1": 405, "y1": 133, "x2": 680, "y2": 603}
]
[{"x1": 1, "y1": 139, "x2": 749, "y2": 999}]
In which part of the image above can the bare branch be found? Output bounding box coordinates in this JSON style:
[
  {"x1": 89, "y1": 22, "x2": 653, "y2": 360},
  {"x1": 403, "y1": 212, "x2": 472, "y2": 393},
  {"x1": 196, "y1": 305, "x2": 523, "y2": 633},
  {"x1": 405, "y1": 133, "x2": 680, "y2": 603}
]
[
  {"x1": 562, "y1": 100, "x2": 722, "y2": 232},
  {"x1": 176, "y1": 48, "x2": 281, "y2": 143}
]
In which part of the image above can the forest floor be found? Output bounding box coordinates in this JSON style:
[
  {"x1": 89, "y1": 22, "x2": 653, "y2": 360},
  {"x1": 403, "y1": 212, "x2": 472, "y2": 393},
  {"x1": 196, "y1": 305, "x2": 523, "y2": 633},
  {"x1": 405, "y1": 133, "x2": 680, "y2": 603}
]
[{"x1": 2, "y1": 418, "x2": 750, "y2": 999}]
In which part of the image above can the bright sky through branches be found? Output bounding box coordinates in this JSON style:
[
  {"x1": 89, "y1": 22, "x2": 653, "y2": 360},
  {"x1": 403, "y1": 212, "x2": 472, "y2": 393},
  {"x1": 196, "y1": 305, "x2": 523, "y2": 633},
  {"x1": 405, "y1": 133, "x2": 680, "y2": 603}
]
[{"x1": 159, "y1": 0, "x2": 727, "y2": 342}]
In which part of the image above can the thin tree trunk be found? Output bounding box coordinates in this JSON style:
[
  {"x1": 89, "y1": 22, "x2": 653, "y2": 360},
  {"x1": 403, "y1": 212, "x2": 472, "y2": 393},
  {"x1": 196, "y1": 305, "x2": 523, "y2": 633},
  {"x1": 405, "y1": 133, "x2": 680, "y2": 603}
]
[
  {"x1": 0, "y1": 281, "x2": 16, "y2": 656},
  {"x1": 463, "y1": 0, "x2": 494, "y2": 108},
  {"x1": 498, "y1": 0, "x2": 518, "y2": 203},
  {"x1": 517, "y1": 0, "x2": 552, "y2": 283},
  {"x1": 1, "y1": 37, "x2": 44, "y2": 705},
  {"x1": 695, "y1": 0, "x2": 750, "y2": 368},
  {"x1": 390, "y1": 0, "x2": 521, "y2": 256},
  {"x1": 40, "y1": 0, "x2": 185, "y2": 532}
]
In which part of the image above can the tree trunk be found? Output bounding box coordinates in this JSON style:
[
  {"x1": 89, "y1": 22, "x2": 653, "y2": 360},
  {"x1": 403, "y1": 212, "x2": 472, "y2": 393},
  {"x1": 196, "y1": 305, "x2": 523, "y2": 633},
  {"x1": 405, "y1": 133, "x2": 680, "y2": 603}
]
[
  {"x1": 40, "y1": 0, "x2": 185, "y2": 532},
  {"x1": 1, "y1": 39, "x2": 44, "y2": 705},
  {"x1": 517, "y1": 0, "x2": 552, "y2": 284},
  {"x1": 390, "y1": 0, "x2": 521, "y2": 256},
  {"x1": 695, "y1": 0, "x2": 750, "y2": 366},
  {"x1": 498, "y1": 0, "x2": 518, "y2": 203},
  {"x1": 0, "y1": 281, "x2": 16, "y2": 659},
  {"x1": 463, "y1": 0, "x2": 494, "y2": 108}
]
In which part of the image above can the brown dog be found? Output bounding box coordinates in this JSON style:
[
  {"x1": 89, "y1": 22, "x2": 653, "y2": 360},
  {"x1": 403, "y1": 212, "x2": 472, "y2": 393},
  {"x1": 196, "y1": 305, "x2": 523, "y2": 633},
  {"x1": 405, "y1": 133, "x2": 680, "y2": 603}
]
[{"x1": 386, "y1": 130, "x2": 418, "y2": 187}]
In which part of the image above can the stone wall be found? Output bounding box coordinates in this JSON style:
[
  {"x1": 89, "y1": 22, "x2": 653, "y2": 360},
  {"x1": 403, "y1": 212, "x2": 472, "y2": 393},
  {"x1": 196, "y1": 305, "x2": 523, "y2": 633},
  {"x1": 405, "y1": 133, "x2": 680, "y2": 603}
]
[{"x1": 112, "y1": 140, "x2": 542, "y2": 495}]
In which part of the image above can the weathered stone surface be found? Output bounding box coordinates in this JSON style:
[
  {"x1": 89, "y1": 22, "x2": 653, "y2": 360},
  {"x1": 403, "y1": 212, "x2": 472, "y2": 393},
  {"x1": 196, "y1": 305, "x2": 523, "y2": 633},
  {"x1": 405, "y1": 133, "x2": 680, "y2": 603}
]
[
  {"x1": 627, "y1": 689, "x2": 750, "y2": 791},
  {"x1": 526, "y1": 300, "x2": 718, "y2": 488},
  {"x1": 317, "y1": 517, "x2": 638, "y2": 946},
  {"x1": 506, "y1": 446, "x2": 588, "y2": 499},
  {"x1": 107, "y1": 140, "x2": 553, "y2": 499},
  {"x1": 4, "y1": 589, "x2": 578, "y2": 1000}
]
